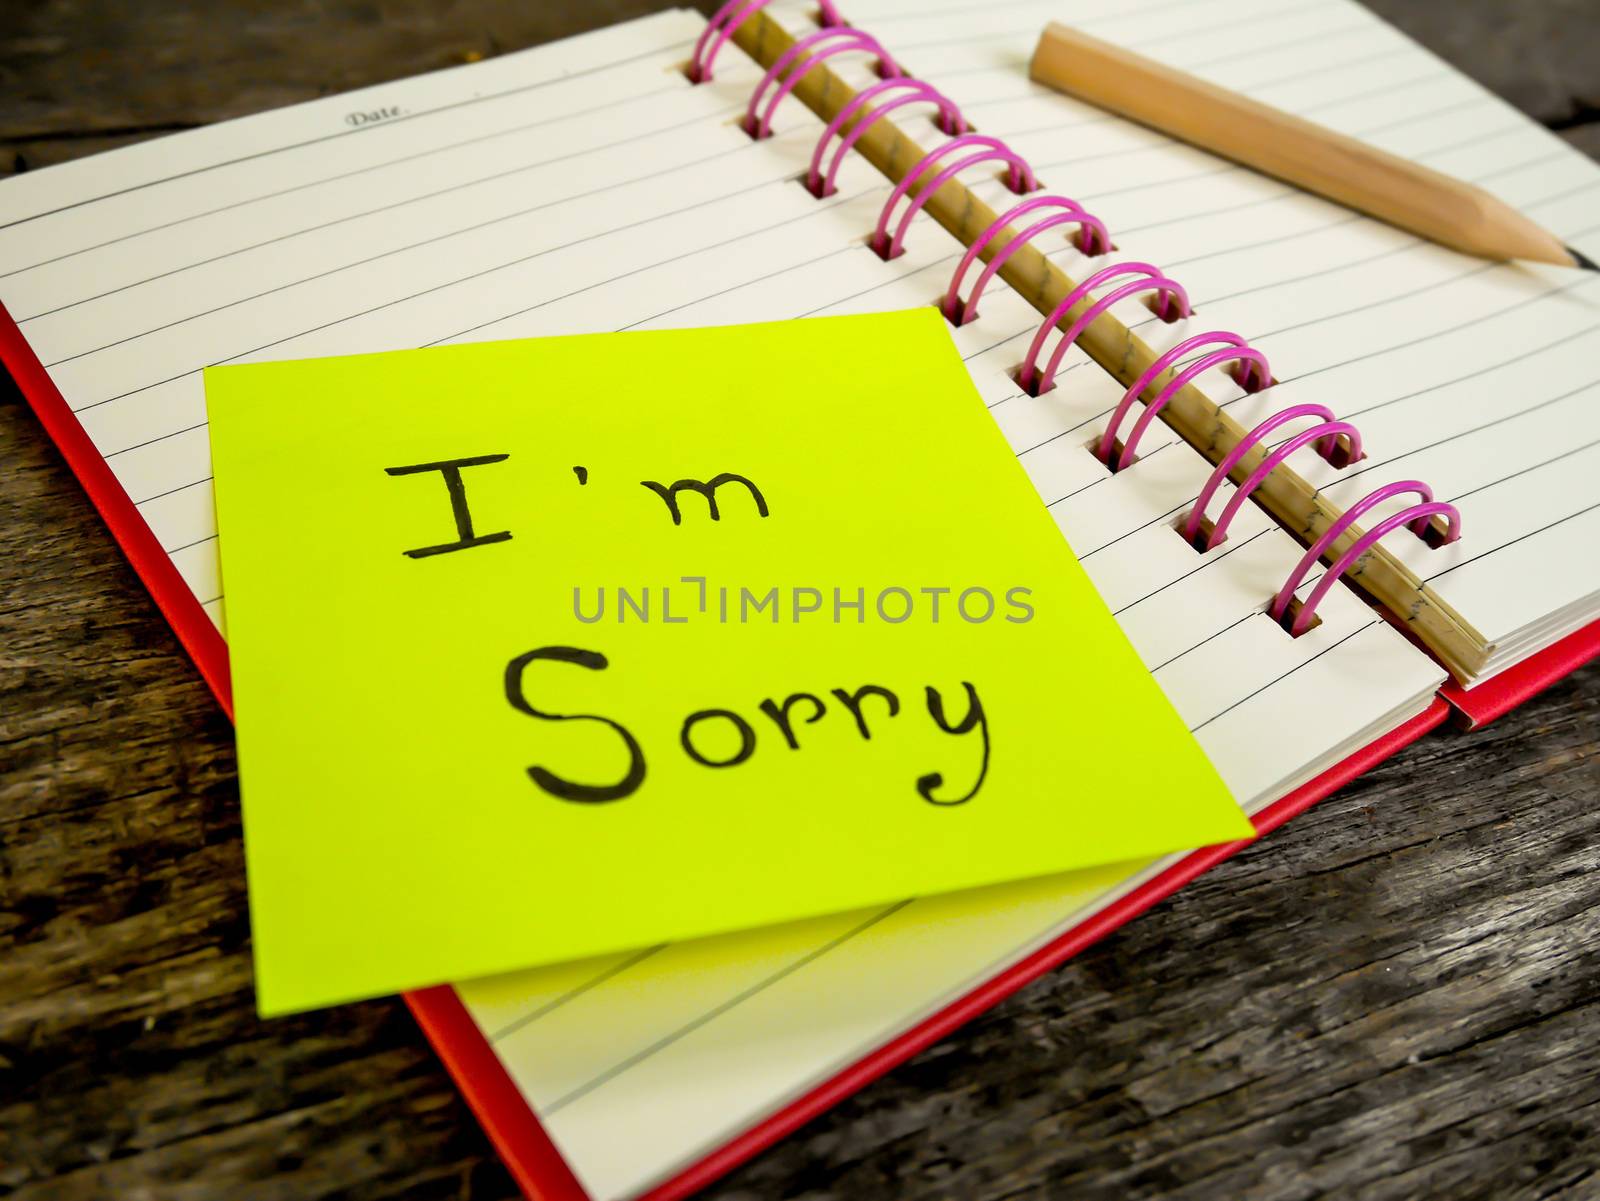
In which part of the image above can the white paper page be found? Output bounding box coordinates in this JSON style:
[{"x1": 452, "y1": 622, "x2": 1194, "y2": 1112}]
[
  {"x1": 0, "y1": 4, "x2": 1446, "y2": 1198},
  {"x1": 853, "y1": 0, "x2": 1600, "y2": 676}
]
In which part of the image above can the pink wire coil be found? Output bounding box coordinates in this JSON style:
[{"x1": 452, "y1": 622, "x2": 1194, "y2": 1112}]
[
  {"x1": 689, "y1": 0, "x2": 846, "y2": 83},
  {"x1": 871, "y1": 135, "x2": 1037, "y2": 261},
  {"x1": 689, "y1": 0, "x2": 775, "y2": 84},
  {"x1": 808, "y1": 79, "x2": 967, "y2": 198},
  {"x1": 1270, "y1": 481, "x2": 1460, "y2": 636},
  {"x1": 940, "y1": 196, "x2": 1113, "y2": 325},
  {"x1": 1016, "y1": 263, "x2": 1189, "y2": 396},
  {"x1": 743, "y1": 28, "x2": 900, "y2": 140},
  {"x1": 1098, "y1": 331, "x2": 1272, "y2": 471},
  {"x1": 1183, "y1": 403, "x2": 1359, "y2": 549},
  {"x1": 1205, "y1": 421, "x2": 1365, "y2": 556}
]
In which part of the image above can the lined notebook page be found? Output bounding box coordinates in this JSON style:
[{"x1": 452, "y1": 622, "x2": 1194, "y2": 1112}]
[
  {"x1": 852, "y1": 0, "x2": 1600, "y2": 679},
  {"x1": 0, "y1": 4, "x2": 1458, "y2": 1198}
]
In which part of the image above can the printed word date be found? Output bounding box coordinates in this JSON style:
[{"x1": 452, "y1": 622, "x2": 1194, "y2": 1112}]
[{"x1": 346, "y1": 105, "x2": 403, "y2": 127}]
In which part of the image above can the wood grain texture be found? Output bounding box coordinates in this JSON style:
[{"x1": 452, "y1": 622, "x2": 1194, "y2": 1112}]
[{"x1": 1, "y1": 3, "x2": 1597, "y2": 1199}]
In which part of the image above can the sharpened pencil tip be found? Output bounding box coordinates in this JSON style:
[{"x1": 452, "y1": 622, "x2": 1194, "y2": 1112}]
[{"x1": 1567, "y1": 244, "x2": 1600, "y2": 272}]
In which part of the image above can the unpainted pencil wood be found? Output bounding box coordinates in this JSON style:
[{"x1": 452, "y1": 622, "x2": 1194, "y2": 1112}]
[{"x1": 1028, "y1": 21, "x2": 1579, "y2": 268}]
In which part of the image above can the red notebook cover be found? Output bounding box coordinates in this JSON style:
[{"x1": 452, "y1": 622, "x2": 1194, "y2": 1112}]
[
  {"x1": 1439, "y1": 620, "x2": 1600, "y2": 728},
  {"x1": 3, "y1": 289, "x2": 1593, "y2": 1199}
]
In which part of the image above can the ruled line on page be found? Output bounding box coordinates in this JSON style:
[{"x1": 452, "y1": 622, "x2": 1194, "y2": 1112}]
[
  {"x1": 43, "y1": 138, "x2": 779, "y2": 367},
  {"x1": 41, "y1": 127, "x2": 782, "y2": 368},
  {"x1": 489, "y1": 945, "x2": 668, "y2": 1045},
  {"x1": 888, "y1": 0, "x2": 1333, "y2": 53},
  {"x1": 1519, "y1": 178, "x2": 1600, "y2": 210},
  {"x1": 0, "y1": 32, "x2": 697, "y2": 231},
  {"x1": 1446, "y1": 437, "x2": 1600, "y2": 506},
  {"x1": 1149, "y1": 605, "x2": 1277, "y2": 673},
  {"x1": 873, "y1": 0, "x2": 1223, "y2": 30},
  {"x1": 617, "y1": 244, "x2": 863, "y2": 332},
  {"x1": 1149, "y1": 20, "x2": 1380, "y2": 68},
  {"x1": 85, "y1": 175, "x2": 857, "y2": 426},
  {"x1": 0, "y1": 82, "x2": 695, "y2": 287},
  {"x1": 1258, "y1": 376, "x2": 1600, "y2": 477},
  {"x1": 134, "y1": 475, "x2": 214, "y2": 509},
  {"x1": 1262, "y1": 275, "x2": 1595, "y2": 399},
  {"x1": 1337, "y1": 330, "x2": 1600, "y2": 433},
  {"x1": 1190, "y1": 622, "x2": 1377, "y2": 734},
  {"x1": 421, "y1": 185, "x2": 875, "y2": 346},
  {"x1": 1080, "y1": 500, "x2": 1192, "y2": 559},
  {"x1": 541, "y1": 901, "x2": 914, "y2": 1117},
  {"x1": 1424, "y1": 502, "x2": 1600, "y2": 584},
  {"x1": 800, "y1": 250, "x2": 959, "y2": 319},
  {"x1": 165, "y1": 533, "x2": 217, "y2": 558},
  {"x1": 878, "y1": 0, "x2": 1277, "y2": 39},
  {"x1": 1112, "y1": 530, "x2": 1271, "y2": 616},
  {"x1": 1231, "y1": 47, "x2": 1432, "y2": 99},
  {"x1": 18, "y1": 97, "x2": 745, "y2": 326}
]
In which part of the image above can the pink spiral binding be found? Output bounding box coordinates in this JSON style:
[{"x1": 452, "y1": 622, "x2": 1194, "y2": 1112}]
[
  {"x1": 1201, "y1": 421, "x2": 1365, "y2": 555},
  {"x1": 743, "y1": 28, "x2": 900, "y2": 139},
  {"x1": 872, "y1": 135, "x2": 1037, "y2": 261},
  {"x1": 1016, "y1": 263, "x2": 1190, "y2": 396},
  {"x1": 1270, "y1": 482, "x2": 1460, "y2": 635},
  {"x1": 1182, "y1": 403, "x2": 1357, "y2": 548},
  {"x1": 689, "y1": 0, "x2": 846, "y2": 83},
  {"x1": 940, "y1": 196, "x2": 1113, "y2": 325},
  {"x1": 689, "y1": 0, "x2": 775, "y2": 84},
  {"x1": 1097, "y1": 332, "x2": 1272, "y2": 470},
  {"x1": 807, "y1": 79, "x2": 967, "y2": 198}
]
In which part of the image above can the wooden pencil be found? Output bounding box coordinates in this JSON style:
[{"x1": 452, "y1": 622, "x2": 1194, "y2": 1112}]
[{"x1": 1028, "y1": 21, "x2": 1595, "y2": 270}]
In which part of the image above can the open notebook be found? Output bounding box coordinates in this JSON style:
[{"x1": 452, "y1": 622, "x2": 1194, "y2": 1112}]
[{"x1": 1, "y1": 0, "x2": 1597, "y2": 1197}]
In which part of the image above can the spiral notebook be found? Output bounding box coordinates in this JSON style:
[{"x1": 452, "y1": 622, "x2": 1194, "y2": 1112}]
[{"x1": 2, "y1": 0, "x2": 1598, "y2": 1197}]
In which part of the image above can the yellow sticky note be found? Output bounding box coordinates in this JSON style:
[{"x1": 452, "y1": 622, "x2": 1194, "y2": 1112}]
[{"x1": 206, "y1": 310, "x2": 1251, "y2": 1015}]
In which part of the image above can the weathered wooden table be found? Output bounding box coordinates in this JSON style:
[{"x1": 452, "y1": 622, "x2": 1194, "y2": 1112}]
[{"x1": 2, "y1": 2, "x2": 1598, "y2": 1197}]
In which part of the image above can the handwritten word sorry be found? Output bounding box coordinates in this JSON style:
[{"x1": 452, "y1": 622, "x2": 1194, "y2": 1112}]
[{"x1": 504, "y1": 646, "x2": 991, "y2": 806}]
